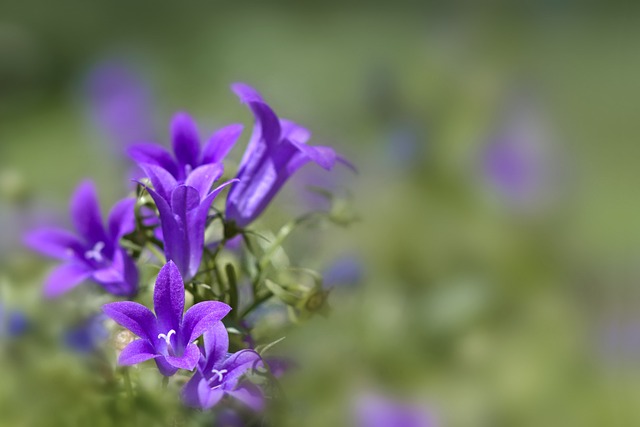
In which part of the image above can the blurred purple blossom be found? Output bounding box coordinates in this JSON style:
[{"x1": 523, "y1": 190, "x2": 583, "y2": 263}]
[
  {"x1": 63, "y1": 314, "x2": 109, "y2": 354},
  {"x1": 0, "y1": 302, "x2": 28, "y2": 339},
  {"x1": 354, "y1": 394, "x2": 436, "y2": 427},
  {"x1": 84, "y1": 60, "x2": 156, "y2": 152},
  {"x1": 323, "y1": 255, "x2": 364, "y2": 289}
]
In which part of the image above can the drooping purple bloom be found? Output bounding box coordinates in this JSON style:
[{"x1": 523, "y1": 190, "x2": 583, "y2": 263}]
[
  {"x1": 84, "y1": 60, "x2": 156, "y2": 152},
  {"x1": 128, "y1": 112, "x2": 243, "y2": 182},
  {"x1": 225, "y1": 83, "x2": 355, "y2": 228},
  {"x1": 24, "y1": 181, "x2": 138, "y2": 297},
  {"x1": 354, "y1": 394, "x2": 436, "y2": 427},
  {"x1": 103, "y1": 261, "x2": 231, "y2": 376},
  {"x1": 182, "y1": 322, "x2": 263, "y2": 410},
  {"x1": 139, "y1": 163, "x2": 237, "y2": 280},
  {"x1": 63, "y1": 314, "x2": 109, "y2": 354}
]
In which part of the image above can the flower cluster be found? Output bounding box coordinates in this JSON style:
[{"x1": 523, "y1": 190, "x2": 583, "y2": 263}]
[{"x1": 24, "y1": 83, "x2": 351, "y2": 416}]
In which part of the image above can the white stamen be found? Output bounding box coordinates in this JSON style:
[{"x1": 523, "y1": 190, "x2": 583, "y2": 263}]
[
  {"x1": 157, "y1": 329, "x2": 176, "y2": 346},
  {"x1": 211, "y1": 369, "x2": 227, "y2": 382},
  {"x1": 85, "y1": 241, "x2": 105, "y2": 262}
]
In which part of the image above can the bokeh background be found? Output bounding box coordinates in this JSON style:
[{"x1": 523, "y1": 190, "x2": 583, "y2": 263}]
[{"x1": 2, "y1": 1, "x2": 640, "y2": 426}]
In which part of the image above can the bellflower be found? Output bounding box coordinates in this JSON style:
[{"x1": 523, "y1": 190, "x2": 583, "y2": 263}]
[
  {"x1": 103, "y1": 261, "x2": 231, "y2": 376},
  {"x1": 182, "y1": 322, "x2": 263, "y2": 410},
  {"x1": 140, "y1": 163, "x2": 237, "y2": 280},
  {"x1": 24, "y1": 180, "x2": 138, "y2": 297},
  {"x1": 128, "y1": 112, "x2": 243, "y2": 182},
  {"x1": 225, "y1": 83, "x2": 355, "y2": 228}
]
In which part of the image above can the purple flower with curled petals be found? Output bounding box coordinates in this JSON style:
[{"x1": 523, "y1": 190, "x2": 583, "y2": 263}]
[
  {"x1": 225, "y1": 83, "x2": 355, "y2": 228},
  {"x1": 128, "y1": 112, "x2": 243, "y2": 182},
  {"x1": 102, "y1": 261, "x2": 231, "y2": 376},
  {"x1": 182, "y1": 322, "x2": 263, "y2": 410},
  {"x1": 140, "y1": 163, "x2": 237, "y2": 280},
  {"x1": 24, "y1": 180, "x2": 138, "y2": 297}
]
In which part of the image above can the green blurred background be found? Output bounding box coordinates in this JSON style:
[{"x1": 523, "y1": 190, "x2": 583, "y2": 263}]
[{"x1": 2, "y1": 1, "x2": 640, "y2": 426}]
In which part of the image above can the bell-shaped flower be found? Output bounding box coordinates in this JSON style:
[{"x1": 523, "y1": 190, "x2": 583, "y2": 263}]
[
  {"x1": 225, "y1": 83, "x2": 355, "y2": 228},
  {"x1": 24, "y1": 180, "x2": 138, "y2": 297},
  {"x1": 182, "y1": 322, "x2": 263, "y2": 410},
  {"x1": 128, "y1": 112, "x2": 243, "y2": 182},
  {"x1": 139, "y1": 163, "x2": 237, "y2": 281},
  {"x1": 102, "y1": 261, "x2": 231, "y2": 376}
]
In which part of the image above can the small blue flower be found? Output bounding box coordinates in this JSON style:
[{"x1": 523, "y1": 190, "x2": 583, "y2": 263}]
[{"x1": 63, "y1": 314, "x2": 109, "y2": 354}]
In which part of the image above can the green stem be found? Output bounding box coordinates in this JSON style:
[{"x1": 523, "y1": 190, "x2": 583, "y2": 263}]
[
  {"x1": 240, "y1": 290, "x2": 274, "y2": 319},
  {"x1": 146, "y1": 243, "x2": 166, "y2": 264}
]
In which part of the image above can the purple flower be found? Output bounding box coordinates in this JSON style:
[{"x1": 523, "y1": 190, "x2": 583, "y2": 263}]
[
  {"x1": 63, "y1": 314, "x2": 109, "y2": 354},
  {"x1": 84, "y1": 60, "x2": 156, "y2": 152},
  {"x1": 182, "y1": 322, "x2": 263, "y2": 410},
  {"x1": 24, "y1": 181, "x2": 138, "y2": 297},
  {"x1": 128, "y1": 112, "x2": 243, "y2": 182},
  {"x1": 323, "y1": 255, "x2": 364, "y2": 289},
  {"x1": 354, "y1": 394, "x2": 436, "y2": 427},
  {"x1": 0, "y1": 302, "x2": 28, "y2": 339},
  {"x1": 103, "y1": 261, "x2": 231, "y2": 376},
  {"x1": 140, "y1": 163, "x2": 237, "y2": 280},
  {"x1": 226, "y1": 83, "x2": 354, "y2": 228}
]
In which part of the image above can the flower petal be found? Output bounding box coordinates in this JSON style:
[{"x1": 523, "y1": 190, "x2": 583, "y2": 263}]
[
  {"x1": 185, "y1": 178, "x2": 238, "y2": 278},
  {"x1": 70, "y1": 180, "x2": 108, "y2": 245},
  {"x1": 280, "y1": 119, "x2": 311, "y2": 144},
  {"x1": 182, "y1": 371, "x2": 206, "y2": 408},
  {"x1": 171, "y1": 112, "x2": 201, "y2": 172},
  {"x1": 221, "y1": 350, "x2": 263, "y2": 384},
  {"x1": 197, "y1": 379, "x2": 225, "y2": 410},
  {"x1": 201, "y1": 123, "x2": 243, "y2": 164},
  {"x1": 227, "y1": 382, "x2": 264, "y2": 411},
  {"x1": 231, "y1": 82, "x2": 281, "y2": 151},
  {"x1": 143, "y1": 185, "x2": 188, "y2": 275},
  {"x1": 200, "y1": 321, "x2": 230, "y2": 371},
  {"x1": 127, "y1": 143, "x2": 179, "y2": 178},
  {"x1": 107, "y1": 198, "x2": 136, "y2": 241},
  {"x1": 102, "y1": 301, "x2": 157, "y2": 341},
  {"x1": 165, "y1": 342, "x2": 200, "y2": 371},
  {"x1": 183, "y1": 302, "x2": 231, "y2": 345},
  {"x1": 140, "y1": 163, "x2": 178, "y2": 202},
  {"x1": 43, "y1": 263, "x2": 92, "y2": 298},
  {"x1": 184, "y1": 164, "x2": 224, "y2": 200},
  {"x1": 23, "y1": 228, "x2": 83, "y2": 260},
  {"x1": 155, "y1": 357, "x2": 179, "y2": 377},
  {"x1": 118, "y1": 339, "x2": 158, "y2": 365},
  {"x1": 93, "y1": 249, "x2": 138, "y2": 297},
  {"x1": 153, "y1": 261, "x2": 185, "y2": 334}
]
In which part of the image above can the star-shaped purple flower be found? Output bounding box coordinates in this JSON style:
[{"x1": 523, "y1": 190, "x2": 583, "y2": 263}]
[
  {"x1": 182, "y1": 322, "x2": 263, "y2": 410},
  {"x1": 139, "y1": 163, "x2": 237, "y2": 280},
  {"x1": 24, "y1": 180, "x2": 138, "y2": 297},
  {"x1": 225, "y1": 83, "x2": 355, "y2": 228},
  {"x1": 128, "y1": 112, "x2": 243, "y2": 182},
  {"x1": 103, "y1": 261, "x2": 231, "y2": 376}
]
